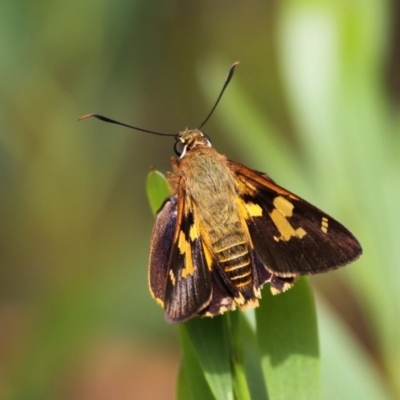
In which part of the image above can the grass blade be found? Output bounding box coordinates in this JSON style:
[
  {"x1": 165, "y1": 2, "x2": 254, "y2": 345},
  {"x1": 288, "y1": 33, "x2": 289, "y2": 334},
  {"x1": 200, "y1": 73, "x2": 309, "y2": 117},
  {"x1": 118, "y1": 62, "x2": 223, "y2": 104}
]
[{"x1": 256, "y1": 278, "x2": 319, "y2": 399}]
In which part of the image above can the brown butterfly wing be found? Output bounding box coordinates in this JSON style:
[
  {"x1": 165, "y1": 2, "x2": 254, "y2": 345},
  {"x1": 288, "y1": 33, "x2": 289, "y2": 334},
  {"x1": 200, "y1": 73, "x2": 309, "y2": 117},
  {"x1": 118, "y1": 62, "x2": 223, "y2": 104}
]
[
  {"x1": 228, "y1": 161, "x2": 362, "y2": 277},
  {"x1": 149, "y1": 180, "x2": 213, "y2": 323}
]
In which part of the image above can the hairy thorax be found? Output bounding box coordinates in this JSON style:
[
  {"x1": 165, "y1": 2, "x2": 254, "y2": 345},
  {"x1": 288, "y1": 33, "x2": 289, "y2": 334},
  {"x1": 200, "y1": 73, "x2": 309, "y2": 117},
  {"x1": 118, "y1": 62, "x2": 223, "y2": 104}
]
[{"x1": 181, "y1": 147, "x2": 238, "y2": 232}]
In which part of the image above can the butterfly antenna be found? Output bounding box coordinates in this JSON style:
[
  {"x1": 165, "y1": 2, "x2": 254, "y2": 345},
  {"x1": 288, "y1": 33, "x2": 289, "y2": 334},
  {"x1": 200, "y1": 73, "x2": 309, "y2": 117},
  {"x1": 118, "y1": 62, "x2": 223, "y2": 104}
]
[
  {"x1": 198, "y1": 61, "x2": 239, "y2": 130},
  {"x1": 78, "y1": 114, "x2": 176, "y2": 137}
]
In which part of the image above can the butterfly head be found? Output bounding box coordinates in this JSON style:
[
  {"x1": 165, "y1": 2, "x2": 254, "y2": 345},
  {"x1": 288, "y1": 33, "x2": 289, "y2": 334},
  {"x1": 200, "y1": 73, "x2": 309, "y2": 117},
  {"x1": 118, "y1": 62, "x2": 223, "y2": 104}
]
[{"x1": 174, "y1": 129, "x2": 212, "y2": 158}]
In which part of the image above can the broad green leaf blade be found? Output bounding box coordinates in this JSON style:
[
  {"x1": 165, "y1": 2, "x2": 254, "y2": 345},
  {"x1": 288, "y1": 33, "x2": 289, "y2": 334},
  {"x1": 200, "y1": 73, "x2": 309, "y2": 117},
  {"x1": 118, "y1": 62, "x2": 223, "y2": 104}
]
[
  {"x1": 183, "y1": 317, "x2": 233, "y2": 400},
  {"x1": 146, "y1": 169, "x2": 170, "y2": 215},
  {"x1": 177, "y1": 333, "x2": 215, "y2": 400},
  {"x1": 177, "y1": 364, "x2": 194, "y2": 400},
  {"x1": 230, "y1": 311, "x2": 268, "y2": 400},
  {"x1": 256, "y1": 278, "x2": 319, "y2": 400},
  {"x1": 227, "y1": 311, "x2": 252, "y2": 400}
]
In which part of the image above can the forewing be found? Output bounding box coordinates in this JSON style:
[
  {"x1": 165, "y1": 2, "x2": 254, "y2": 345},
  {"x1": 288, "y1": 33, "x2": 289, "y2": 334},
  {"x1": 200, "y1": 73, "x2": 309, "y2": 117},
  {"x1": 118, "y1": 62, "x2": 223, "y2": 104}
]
[
  {"x1": 163, "y1": 180, "x2": 212, "y2": 323},
  {"x1": 229, "y1": 161, "x2": 362, "y2": 277}
]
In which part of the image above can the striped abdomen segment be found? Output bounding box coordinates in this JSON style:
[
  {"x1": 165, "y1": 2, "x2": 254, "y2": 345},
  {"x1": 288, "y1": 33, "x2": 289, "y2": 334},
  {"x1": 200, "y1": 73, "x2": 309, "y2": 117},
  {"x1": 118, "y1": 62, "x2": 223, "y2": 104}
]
[{"x1": 212, "y1": 232, "x2": 253, "y2": 291}]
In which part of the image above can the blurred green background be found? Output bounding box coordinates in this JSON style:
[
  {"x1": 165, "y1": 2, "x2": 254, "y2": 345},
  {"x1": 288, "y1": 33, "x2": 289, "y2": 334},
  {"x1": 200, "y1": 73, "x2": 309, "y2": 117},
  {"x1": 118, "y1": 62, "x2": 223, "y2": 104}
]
[{"x1": 1, "y1": 1, "x2": 399, "y2": 399}]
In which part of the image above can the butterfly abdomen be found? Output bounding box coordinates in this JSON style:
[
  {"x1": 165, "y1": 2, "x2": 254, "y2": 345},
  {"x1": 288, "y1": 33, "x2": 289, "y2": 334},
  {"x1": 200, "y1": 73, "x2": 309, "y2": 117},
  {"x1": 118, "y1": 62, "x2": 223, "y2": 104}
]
[{"x1": 212, "y1": 232, "x2": 253, "y2": 291}]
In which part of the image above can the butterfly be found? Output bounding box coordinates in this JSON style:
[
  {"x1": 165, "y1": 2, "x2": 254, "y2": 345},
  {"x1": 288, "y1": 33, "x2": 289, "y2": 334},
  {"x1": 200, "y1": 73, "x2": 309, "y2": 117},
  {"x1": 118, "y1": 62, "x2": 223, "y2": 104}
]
[{"x1": 81, "y1": 63, "x2": 362, "y2": 323}]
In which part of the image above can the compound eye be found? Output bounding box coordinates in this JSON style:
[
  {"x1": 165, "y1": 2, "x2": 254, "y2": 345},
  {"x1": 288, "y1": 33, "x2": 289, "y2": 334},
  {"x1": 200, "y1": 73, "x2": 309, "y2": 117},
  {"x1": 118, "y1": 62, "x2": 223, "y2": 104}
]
[{"x1": 174, "y1": 140, "x2": 185, "y2": 156}]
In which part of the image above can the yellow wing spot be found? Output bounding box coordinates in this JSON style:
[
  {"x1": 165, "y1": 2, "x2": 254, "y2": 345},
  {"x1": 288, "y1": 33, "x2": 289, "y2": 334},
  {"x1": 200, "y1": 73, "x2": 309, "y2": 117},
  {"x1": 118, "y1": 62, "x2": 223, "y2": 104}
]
[
  {"x1": 269, "y1": 196, "x2": 307, "y2": 241},
  {"x1": 149, "y1": 287, "x2": 165, "y2": 307},
  {"x1": 154, "y1": 297, "x2": 164, "y2": 307},
  {"x1": 181, "y1": 250, "x2": 194, "y2": 278},
  {"x1": 239, "y1": 298, "x2": 259, "y2": 310},
  {"x1": 270, "y1": 286, "x2": 281, "y2": 295},
  {"x1": 203, "y1": 245, "x2": 214, "y2": 272},
  {"x1": 217, "y1": 306, "x2": 232, "y2": 315},
  {"x1": 246, "y1": 202, "x2": 263, "y2": 217},
  {"x1": 321, "y1": 217, "x2": 329, "y2": 234},
  {"x1": 178, "y1": 230, "x2": 187, "y2": 254},
  {"x1": 177, "y1": 230, "x2": 194, "y2": 277},
  {"x1": 237, "y1": 198, "x2": 250, "y2": 219},
  {"x1": 169, "y1": 269, "x2": 176, "y2": 286},
  {"x1": 270, "y1": 280, "x2": 294, "y2": 295},
  {"x1": 237, "y1": 197, "x2": 263, "y2": 224},
  {"x1": 189, "y1": 223, "x2": 199, "y2": 241},
  {"x1": 234, "y1": 292, "x2": 246, "y2": 305},
  {"x1": 203, "y1": 304, "x2": 236, "y2": 317}
]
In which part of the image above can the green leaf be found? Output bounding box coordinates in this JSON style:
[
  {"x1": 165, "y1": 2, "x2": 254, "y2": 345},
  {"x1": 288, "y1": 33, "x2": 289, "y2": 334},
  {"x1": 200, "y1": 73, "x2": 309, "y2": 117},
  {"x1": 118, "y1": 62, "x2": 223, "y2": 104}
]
[
  {"x1": 229, "y1": 311, "x2": 268, "y2": 400},
  {"x1": 177, "y1": 364, "x2": 193, "y2": 400},
  {"x1": 226, "y1": 311, "x2": 252, "y2": 400},
  {"x1": 146, "y1": 169, "x2": 171, "y2": 215},
  {"x1": 256, "y1": 278, "x2": 319, "y2": 400},
  {"x1": 177, "y1": 336, "x2": 215, "y2": 400},
  {"x1": 182, "y1": 317, "x2": 233, "y2": 400}
]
